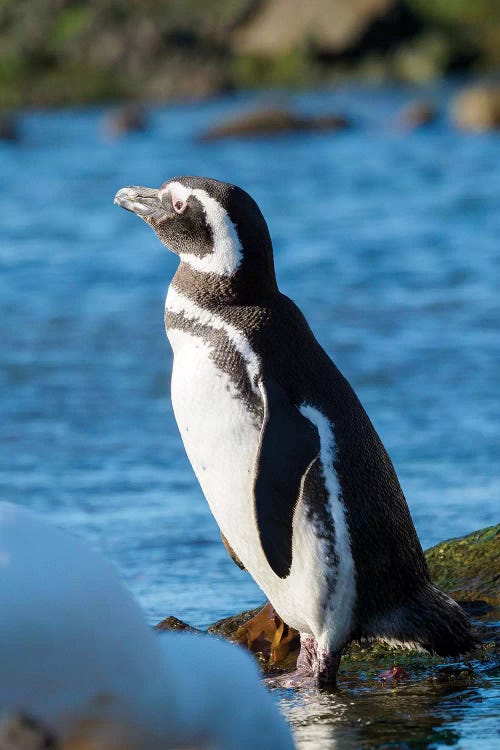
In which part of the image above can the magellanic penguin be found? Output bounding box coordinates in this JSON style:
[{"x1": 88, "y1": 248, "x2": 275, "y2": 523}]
[{"x1": 115, "y1": 177, "x2": 474, "y2": 687}]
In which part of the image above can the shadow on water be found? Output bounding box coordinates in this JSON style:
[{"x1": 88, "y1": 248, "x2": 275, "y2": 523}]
[{"x1": 278, "y1": 661, "x2": 499, "y2": 749}]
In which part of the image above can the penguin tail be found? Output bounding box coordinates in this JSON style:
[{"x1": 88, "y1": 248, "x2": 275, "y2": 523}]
[{"x1": 372, "y1": 583, "x2": 476, "y2": 656}]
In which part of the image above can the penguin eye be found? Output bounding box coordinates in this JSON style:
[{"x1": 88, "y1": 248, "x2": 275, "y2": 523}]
[{"x1": 173, "y1": 197, "x2": 187, "y2": 214}]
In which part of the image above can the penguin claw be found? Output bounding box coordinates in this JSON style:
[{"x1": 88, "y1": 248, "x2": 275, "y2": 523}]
[{"x1": 264, "y1": 638, "x2": 342, "y2": 691}]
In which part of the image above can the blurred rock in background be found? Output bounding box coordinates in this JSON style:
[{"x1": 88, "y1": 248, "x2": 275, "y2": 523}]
[
  {"x1": 0, "y1": 0, "x2": 499, "y2": 108},
  {"x1": 198, "y1": 105, "x2": 351, "y2": 140},
  {"x1": 451, "y1": 85, "x2": 500, "y2": 132},
  {"x1": 102, "y1": 104, "x2": 149, "y2": 139},
  {"x1": 0, "y1": 112, "x2": 18, "y2": 141}
]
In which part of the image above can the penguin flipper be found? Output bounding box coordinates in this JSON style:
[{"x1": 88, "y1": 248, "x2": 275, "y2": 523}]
[{"x1": 254, "y1": 379, "x2": 320, "y2": 579}]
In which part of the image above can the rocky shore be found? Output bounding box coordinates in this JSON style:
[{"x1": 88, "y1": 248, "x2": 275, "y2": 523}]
[{"x1": 157, "y1": 524, "x2": 499, "y2": 680}]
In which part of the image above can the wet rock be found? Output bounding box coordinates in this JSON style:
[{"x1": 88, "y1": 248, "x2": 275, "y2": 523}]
[
  {"x1": 155, "y1": 615, "x2": 199, "y2": 632},
  {"x1": 103, "y1": 104, "x2": 148, "y2": 138},
  {"x1": 158, "y1": 524, "x2": 499, "y2": 677},
  {"x1": 207, "y1": 606, "x2": 262, "y2": 638},
  {"x1": 451, "y1": 85, "x2": 500, "y2": 132},
  {"x1": 395, "y1": 100, "x2": 437, "y2": 130},
  {"x1": 199, "y1": 107, "x2": 351, "y2": 141},
  {"x1": 429, "y1": 663, "x2": 475, "y2": 683},
  {"x1": 425, "y1": 524, "x2": 499, "y2": 606}
]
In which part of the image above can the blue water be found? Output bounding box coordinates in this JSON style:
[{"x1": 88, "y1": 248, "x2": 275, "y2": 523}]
[{"x1": 0, "y1": 84, "x2": 498, "y2": 748}]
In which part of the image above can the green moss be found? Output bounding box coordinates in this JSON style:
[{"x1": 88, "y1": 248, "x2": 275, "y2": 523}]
[
  {"x1": 407, "y1": 0, "x2": 500, "y2": 69},
  {"x1": 0, "y1": 55, "x2": 30, "y2": 107},
  {"x1": 426, "y1": 524, "x2": 500, "y2": 606},
  {"x1": 408, "y1": 0, "x2": 500, "y2": 26},
  {"x1": 41, "y1": 66, "x2": 128, "y2": 104},
  {"x1": 232, "y1": 48, "x2": 317, "y2": 89},
  {"x1": 49, "y1": 6, "x2": 92, "y2": 47}
]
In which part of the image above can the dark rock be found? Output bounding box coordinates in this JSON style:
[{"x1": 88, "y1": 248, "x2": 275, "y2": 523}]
[
  {"x1": 430, "y1": 663, "x2": 475, "y2": 683},
  {"x1": 156, "y1": 616, "x2": 199, "y2": 632},
  {"x1": 451, "y1": 85, "x2": 500, "y2": 132},
  {"x1": 103, "y1": 104, "x2": 148, "y2": 138},
  {"x1": 207, "y1": 606, "x2": 262, "y2": 638},
  {"x1": 199, "y1": 107, "x2": 351, "y2": 141},
  {"x1": 0, "y1": 113, "x2": 19, "y2": 142}
]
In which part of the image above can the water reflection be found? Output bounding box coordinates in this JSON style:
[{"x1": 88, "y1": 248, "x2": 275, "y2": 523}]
[{"x1": 278, "y1": 677, "x2": 498, "y2": 748}]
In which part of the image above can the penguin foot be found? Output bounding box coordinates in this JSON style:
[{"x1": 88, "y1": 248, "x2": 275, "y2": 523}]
[
  {"x1": 297, "y1": 634, "x2": 342, "y2": 688},
  {"x1": 234, "y1": 601, "x2": 278, "y2": 658},
  {"x1": 266, "y1": 634, "x2": 342, "y2": 690},
  {"x1": 295, "y1": 634, "x2": 319, "y2": 673},
  {"x1": 317, "y1": 648, "x2": 342, "y2": 688},
  {"x1": 234, "y1": 602, "x2": 300, "y2": 667}
]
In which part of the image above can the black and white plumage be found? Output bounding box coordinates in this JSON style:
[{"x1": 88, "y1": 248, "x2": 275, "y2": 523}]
[{"x1": 115, "y1": 176, "x2": 474, "y2": 686}]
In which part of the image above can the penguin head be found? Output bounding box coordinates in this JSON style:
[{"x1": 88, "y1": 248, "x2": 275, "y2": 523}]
[{"x1": 115, "y1": 176, "x2": 277, "y2": 292}]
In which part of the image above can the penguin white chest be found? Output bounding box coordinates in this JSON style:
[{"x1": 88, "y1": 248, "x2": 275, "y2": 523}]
[{"x1": 167, "y1": 328, "x2": 261, "y2": 560}]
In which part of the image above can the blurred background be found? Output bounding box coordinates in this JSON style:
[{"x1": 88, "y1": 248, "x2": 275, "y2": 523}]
[
  {"x1": 1, "y1": 0, "x2": 500, "y2": 107},
  {"x1": 0, "y1": 2, "x2": 499, "y2": 748}
]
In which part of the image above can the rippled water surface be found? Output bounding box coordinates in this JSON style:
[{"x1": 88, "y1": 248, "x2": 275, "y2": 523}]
[{"x1": 1, "y1": 84, "x2": 498, "y2": 748}]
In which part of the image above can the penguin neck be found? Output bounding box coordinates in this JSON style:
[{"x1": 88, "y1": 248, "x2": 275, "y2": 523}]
[{"x1": 172, "y1": 258, "x2": 279, "y2": 308}]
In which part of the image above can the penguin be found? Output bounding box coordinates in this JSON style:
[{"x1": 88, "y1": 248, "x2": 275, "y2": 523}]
[{"x1": 114, "y1": 177, "x2": 474, "y2": 686}]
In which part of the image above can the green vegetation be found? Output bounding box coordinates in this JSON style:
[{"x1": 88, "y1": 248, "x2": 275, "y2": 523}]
[
  {"x1": 232, "y1": 48, "x2": 318, "y2": 90},
  {"x1": 426, "y1": 524, "x2": 499, "y2": 606},
  {"x1": 0, "y1": 1, "x2": 499, "y2": 107},
  {"x1": 411, "y1": 0, "x2": 500, "y2": 26}
]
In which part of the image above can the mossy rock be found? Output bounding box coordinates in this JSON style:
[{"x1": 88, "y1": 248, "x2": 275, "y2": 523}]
[
  {"x1": 426, "y1": 524, "x2": 499, "y2": 606},
  {"x1": 157, "y1": 524, "x2": 499, "y2": 676},
  {"x1": 156, "y1": 615, "x2": 200, "y2": 633},
  {"x1": 207, "y1": 606, "x2": 262, "y2": 638}
]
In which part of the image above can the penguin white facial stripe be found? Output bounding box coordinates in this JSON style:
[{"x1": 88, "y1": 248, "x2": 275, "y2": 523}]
[
  {"x1": 162, "y1": 181, "x2": 243, "y2": 277},
  {"x1": 300, "y1": 405, "x2": 356, "y2": 649},
  {"x1": 165, "y1": 285, "x2": 260, "y2": 388},
  {"x1": 158, "y1": 181, "x2": 191, "y2": 205}
]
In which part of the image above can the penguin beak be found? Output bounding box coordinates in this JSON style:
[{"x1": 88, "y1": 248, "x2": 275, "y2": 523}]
[{"x1": 114, "y1": 186, "x2": 164, "y2": 221}]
